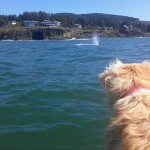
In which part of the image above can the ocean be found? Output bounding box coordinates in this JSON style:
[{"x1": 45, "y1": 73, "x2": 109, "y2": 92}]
[{"x1": 0, "y1": 37, "x2": 150, "y2": 150}]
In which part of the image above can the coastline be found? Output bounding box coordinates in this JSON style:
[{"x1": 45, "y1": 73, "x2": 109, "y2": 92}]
[{"x1": 0, "y1": 27, "x2": 150, "y2": 40}]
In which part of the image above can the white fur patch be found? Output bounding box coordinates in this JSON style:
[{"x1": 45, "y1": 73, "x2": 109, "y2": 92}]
[{"x1": 109, "y1": 59, "x2": 123, "y2": 69}]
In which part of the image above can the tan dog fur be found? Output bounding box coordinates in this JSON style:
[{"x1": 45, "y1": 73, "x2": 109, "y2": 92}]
[{"x1": 99, "y1": 59, "x2": 150, "y2": 150}]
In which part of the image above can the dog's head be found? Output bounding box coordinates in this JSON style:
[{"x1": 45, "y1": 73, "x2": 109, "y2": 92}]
[{"x1": 99, "y1": 59, "x2": 150, "y2": 106}]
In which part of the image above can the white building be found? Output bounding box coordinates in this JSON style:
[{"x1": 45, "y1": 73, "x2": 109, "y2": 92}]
[
  {"x1": 41, "y1": 20, "x2": 61, "y2": 27},
  {"x1": 11, "y1": 21, "x2": 17, "y2": 25}
]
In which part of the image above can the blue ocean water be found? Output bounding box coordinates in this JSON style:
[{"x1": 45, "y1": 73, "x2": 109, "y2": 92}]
[{"x1": 0, "y1": 37, "x2": 150, "y2": 150}]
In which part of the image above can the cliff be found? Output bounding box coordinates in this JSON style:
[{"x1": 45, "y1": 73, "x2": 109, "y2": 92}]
[
  {"x1": 0, "y1": 27, "x2": 64, "y2": 40},
  {"x1": 0, "y1": 27, "x2": 150, "y2": 40}
]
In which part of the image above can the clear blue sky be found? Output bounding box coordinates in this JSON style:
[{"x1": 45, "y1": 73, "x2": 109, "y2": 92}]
[{"x1": 1, "y1": 0, "x2": 150, "y2": 21}]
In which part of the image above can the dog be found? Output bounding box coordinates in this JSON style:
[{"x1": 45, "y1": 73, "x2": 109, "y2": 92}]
[{"x1": 99, "y1": 59, "x2": 150, "y2": 150}]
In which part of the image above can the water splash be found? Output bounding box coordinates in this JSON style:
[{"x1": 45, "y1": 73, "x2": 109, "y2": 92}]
[
  {"x1": 74, "y1": 32, "x2": 100, "y2": 46},
  {"x1": 92, "y1": 33, "x2": 99, "y2": 46}
]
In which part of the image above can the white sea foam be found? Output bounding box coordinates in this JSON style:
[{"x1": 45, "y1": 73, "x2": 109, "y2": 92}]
[
  {"x1": 75, "y1": 43, "x2": 98, "y2": 46},
  {"x1": 2, "y1": 39, "x2": 14, "y2": 41}
]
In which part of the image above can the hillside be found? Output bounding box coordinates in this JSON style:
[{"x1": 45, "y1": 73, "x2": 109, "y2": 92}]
[{"x1": 0, "y1": 12, "x2": 150, "y2": 40}]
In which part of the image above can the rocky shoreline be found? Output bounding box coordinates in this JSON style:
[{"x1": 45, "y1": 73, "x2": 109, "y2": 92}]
[{"x1": 0, "y1": 27, "x2": 150, "y2": 40}]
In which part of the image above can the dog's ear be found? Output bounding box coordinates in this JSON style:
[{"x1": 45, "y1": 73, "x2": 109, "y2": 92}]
[
  {"x1": 99, "y1": 59, "x2": 125, "y2": 106},
  {"x1": 99, "y1": 59, "x2": 123, "y2": 87},
  {"x1": 99, "y1": 60, "x2": 150, "y2": 95},
  {"x1": 99, "y1": 60, "x2": 142, "y2": 98}
]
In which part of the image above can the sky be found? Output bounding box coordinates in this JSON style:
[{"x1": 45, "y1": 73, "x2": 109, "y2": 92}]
[{"x1": 1, "y1": 0, "x2": 150, "y2": 21}]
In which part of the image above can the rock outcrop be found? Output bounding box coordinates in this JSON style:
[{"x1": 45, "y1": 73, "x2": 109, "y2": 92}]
[
  {"x1": 0, "y1": 27, "x2": 64, "y2": 40},
  {"x1": 0, "y1": 27, "x2": 150, "y2": 40}
]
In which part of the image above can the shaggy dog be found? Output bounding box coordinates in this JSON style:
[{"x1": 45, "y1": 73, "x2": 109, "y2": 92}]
[{"x1": 99, "y1": 59, "x2": 150, "y2": 150}]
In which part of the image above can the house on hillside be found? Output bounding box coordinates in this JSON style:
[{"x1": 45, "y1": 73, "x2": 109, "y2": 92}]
[
  {"x1": 75, "y1": 24, "x2": 82, "y2": 29},
  {"x1": 11, "y1": 21, "x2": 17, "y2": 25},
  {"x1": 54, "y1": 21, "x2": 61, "y2": 27},
  {"x1": 24, "y1": 20, "x2": 38, "y2": 27},
  {"x1": 41, "y1": 20, "x2": 61, "y2": 27}
]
